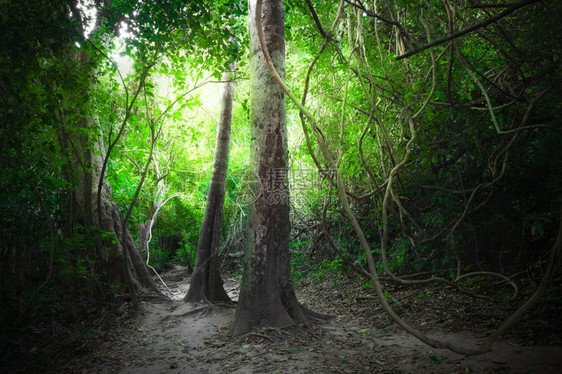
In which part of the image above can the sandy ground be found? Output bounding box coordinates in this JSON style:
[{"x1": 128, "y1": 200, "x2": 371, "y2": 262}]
[{"x1": 52, "y1": 264, "x2": 562, "y2": 374}]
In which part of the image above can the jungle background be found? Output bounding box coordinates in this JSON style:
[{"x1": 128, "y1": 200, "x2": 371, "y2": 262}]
[{"x1": 1, "y1": 0, "x2": 561, "y2": 372}]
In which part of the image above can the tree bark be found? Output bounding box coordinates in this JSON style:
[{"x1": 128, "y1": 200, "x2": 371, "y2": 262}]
[
  {"x1": 229, "y1": 0, "x2": 315, "y2": 336},
  {"x1": 184, "y1": 67, "x2": 234, "y2": 303},
  {"x1": 138, "y1": 189, "x2": 172, "y2": 260},
  {"x1": 60, "y1": 50, "x2": 160, "y2": 298},
  {"x1": 74, "y1": 133, "x2": 160, "y2": 294}
]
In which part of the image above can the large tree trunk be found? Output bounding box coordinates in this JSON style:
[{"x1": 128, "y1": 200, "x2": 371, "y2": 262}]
[
  {"x1": 184, "y1": 68, "x2": 234, "y2": 303},
  {"x1": 229, "y1": 0, "x2": 314, "y2": 336},
  {"x1": 71, "y1": 132, "x2": 160, "y2": 294},
  {"x1": 59, "y1": 51, "x2": 159, "y2": 298}
]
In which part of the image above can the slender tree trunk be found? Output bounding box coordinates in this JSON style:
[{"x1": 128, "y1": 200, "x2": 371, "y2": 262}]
[
  {"x1": 184, "y1": 67, "x2": 234, "y2": 303},
  {"x1": 229, "y1": 0, "x2": 316, "y2": 336},
  {"x1": 138, "y1": 170, "x2": 171, "y2": 256}
]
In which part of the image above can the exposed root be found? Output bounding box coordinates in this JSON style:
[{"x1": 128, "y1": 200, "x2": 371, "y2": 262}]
[
  {"x1": 299, "y1": 301, "x2": 336, "y2": 320},
  {"x1": 262, "y1": 327, "x2": 292, "y2": 336},
  {"x1": 160, "y1": 304, "x2": 212, "y2": 322},
  {"x1": 456, "y1": 271, "x2": 518, "y2": 301},
  {"x1": 238, "y1": 332, "x2": 274, "y2": 343},
  {"x1": 118, "y1": 292, "x2": 172, "y2": 304},
  {"x1": 163, "y1": 298, "x2": 236, "y2": 321},
  {"x1": 137, "y1": 294, "x2": 173, "y2": 303},
  {"x1": 211, "y1": 301, "x2": 237, "y2": 308},
  {"x1": 237, "y1": 325, "x2": 301, "y2": 343}
]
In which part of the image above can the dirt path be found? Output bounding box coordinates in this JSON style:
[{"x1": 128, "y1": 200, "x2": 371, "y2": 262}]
[{"x1": 63, "y1": 265, "x2": 561, "y2": 373}]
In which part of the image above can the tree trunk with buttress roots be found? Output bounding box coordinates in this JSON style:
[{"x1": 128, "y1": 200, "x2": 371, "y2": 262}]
[
  {"x1": 184, "y1": 67, "x2": 234, "y2": 303},
  {"x1": 73, "y1": 133, "x2": 160, "y2": 294},
  {"x1": 60, "y1": 50, "x2": 159, "y2": 297},
  {"x1": 229, "y1": 0, "x2": 325, "y2": 336}
]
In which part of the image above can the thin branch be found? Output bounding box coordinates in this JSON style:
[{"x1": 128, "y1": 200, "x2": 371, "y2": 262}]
[
  {"x1": 304, "y1": 0, "x2": 327, "y2": 39},
  {"x1": 396, "y1": 0, "x2": 543, "y2": 60},
  {"x1": 322, "y1": 185, "x2": 371, "y2": 278},
  {"x1": 343, "y1": 0, "x2": 417, "y2": 49},
  {"x1": 381, "y1": 11, "x2": 438, "y2": 282},
  {"x1": 87, "y1": 39, "x2": 128, "y2": 100},
  {"x1": 470, "y1": 2, "x2": 518, "y2": 8},
  {"x1": 144, "y1": 193, "x2": 180, "y2": 295},
  {"x1": 96, "y1": 44, "x2": 161, "y2": 228},
  {"x1": 456, "y1": 271, "x2": 518, "y2": 301}
]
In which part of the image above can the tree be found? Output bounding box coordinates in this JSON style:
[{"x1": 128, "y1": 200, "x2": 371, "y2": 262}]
[
  {"x1": 184, "y1": 67, "x2": 234, "y2": 303},
  {"x1": 58, "y1": 47, "x2": 162, "y2": 303},
  {"x1": 0, "y1": 0, "x2": 77, "y2": 326},
  {"x1": 55, "y1": 0, "x2": 243, "y2": 306},
  {"x1": 277, "y1": 0, "x2": 562, "y2": 355},
  {"x1": 229, "y1": 0, "x2": 323, "y2": 336}
]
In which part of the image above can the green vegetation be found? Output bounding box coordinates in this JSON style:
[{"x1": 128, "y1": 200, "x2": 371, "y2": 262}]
[{"x1": 1, "y1": 0, "x2": 561, "y2": 360}]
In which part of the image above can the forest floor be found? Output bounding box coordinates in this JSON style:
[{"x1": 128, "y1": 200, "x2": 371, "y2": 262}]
[{"x1": 7, "y1": 264, "x2": 562, "y2": 373}]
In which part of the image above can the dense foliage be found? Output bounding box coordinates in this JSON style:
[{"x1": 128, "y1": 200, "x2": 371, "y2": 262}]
[{"x1": 1, "y1": 0, "x2": 560, "y2": 359}]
